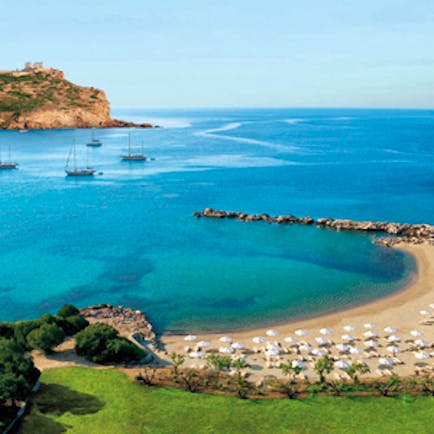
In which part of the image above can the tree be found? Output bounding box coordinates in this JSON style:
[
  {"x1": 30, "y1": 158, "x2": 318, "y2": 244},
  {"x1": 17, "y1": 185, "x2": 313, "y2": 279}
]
[
  {"x1": 57, "y1": 304, "x2": 80, "y2": 318},
  {"x1": 347, "y1": 362, "x2": 370, "y2": 384},
  {"x1": 169, "y1": 352, "x2": 185, "y2": 383},
  {"x1": 231, "y1": 359, "x2": 251, "y2": 399},
  {"x1": 27, "y1": 323, "x2": 65, "y2": 354},
  {"x1": 314, "y1": 355, "x2": 334, "y2": 384},
  {"x1": 75, "y1": 323, "x2": 145, "y2": 364},
  {"x1": 136, "y1": 367, "x2": 157, "y2": 386},
  {"x1": 181, "y1": 369, "x2": 201, "y2": 393},
  {"x1": 421, "y1": 374, "x2": 434, "y2": 396},
  {"x1": 280, "y1": 362, "x2": 303, "y2": 399},
  {"x1": 374, "y1": 374, "x2": 401, "y2": 397},
  {"x1": 206, "y1": 354, "x2": 231, "y2": 388},
  {"x1": 55, "y1": 315, "x2": 89, "y2": 336},
  {"x1": 0, "y1": 339, "x2": 40, "y2": 406}
]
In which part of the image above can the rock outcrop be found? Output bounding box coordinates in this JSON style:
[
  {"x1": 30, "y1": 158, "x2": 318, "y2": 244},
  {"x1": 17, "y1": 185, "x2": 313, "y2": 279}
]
[
  {"x1": 0, "y1": 66, "x2": 152, "y2": 130},
  {"x1": 193, "y1": 208, "x2": 434, "y2": 246}
]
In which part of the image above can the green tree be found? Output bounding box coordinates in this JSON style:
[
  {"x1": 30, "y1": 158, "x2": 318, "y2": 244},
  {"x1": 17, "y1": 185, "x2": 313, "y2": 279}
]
[
  {"x1": 347, "y1": 361, "x2": 370, "y2": 384},
  {"x1": 374, "y1": 374, "x2": 402, "y2": 397},
  {"x1": 231, "y1": 359, "x2": 251, "y2": 399},
  {"x1": 314, "y1": 355, "x2": 334, "y2": 384},
  {"x1": 75, "y1": 323, "x2": 145, "y2": 364},
  {"x1": 206, "y1": 354, "x2": 231, "y2": 388},
  {"x1": 169, "y1": 352, "x2": 185, "y2": 383},
  {"x1": 0, "y1": 339, "x2": 40, "y2": 405},
  {"x1": 280, "y1": 362, "x2": 303, "y2": 399},
  {"x1": 27, "y1": 323, "x2": 65, "y2": 354},
  {"x1": 57, "y1": 304, "x2": 80, "y2": 318}
]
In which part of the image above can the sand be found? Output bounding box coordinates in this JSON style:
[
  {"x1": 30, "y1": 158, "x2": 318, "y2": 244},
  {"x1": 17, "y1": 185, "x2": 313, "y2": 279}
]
[{"x1": 161, "y1": 243, "x2": 434, "y2": 380}]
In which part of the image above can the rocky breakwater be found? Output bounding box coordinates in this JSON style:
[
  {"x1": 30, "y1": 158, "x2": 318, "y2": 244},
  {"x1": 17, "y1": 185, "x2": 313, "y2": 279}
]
[{"x1": 193, "y1": 208, "x2": 434, "y2": 246}]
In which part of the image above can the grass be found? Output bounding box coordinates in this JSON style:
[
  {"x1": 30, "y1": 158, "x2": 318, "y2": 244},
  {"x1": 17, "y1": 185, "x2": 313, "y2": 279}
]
[{"x1": 19, "y1": 367, "x2": 434, "y2": 434}]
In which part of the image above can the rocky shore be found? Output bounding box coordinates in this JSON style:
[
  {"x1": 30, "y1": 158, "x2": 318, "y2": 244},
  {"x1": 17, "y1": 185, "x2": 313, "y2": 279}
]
[
  {"x1": 80, "y1": 304, "x2": 157, "y2": 342},
  {"x1": 193, "y1": 208, "x2": 434, "y2": 246}
]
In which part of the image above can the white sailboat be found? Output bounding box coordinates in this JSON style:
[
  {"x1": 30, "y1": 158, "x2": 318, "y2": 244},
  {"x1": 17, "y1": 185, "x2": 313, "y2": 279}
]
[
  {"x1": 121, "y1": 133, "x2": 146, "y2": 161},
  {"x1": 0, "y1": 143, "x2": 18, "y2": 169},
  {"x1": 65, "y1": 140, "x2": 96, "y2": 176},
  {"x1": 86, "y1": 129, "x2": 102, "y2": 147}
]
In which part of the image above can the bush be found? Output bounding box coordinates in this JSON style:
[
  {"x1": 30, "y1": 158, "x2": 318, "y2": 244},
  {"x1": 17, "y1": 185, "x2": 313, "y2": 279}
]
[
  {"x1": 57, "y1": 304, "x2": 80, "y2": 319},
  {"x1": 75, "y1": 323, "x2": 145, "y2": 364},
  {"x1": 27, "y1": 323, "x2": 65, "y2": 354},
  {"x1": 55, "y1": 315, "x2": 89, "y2": 336}
]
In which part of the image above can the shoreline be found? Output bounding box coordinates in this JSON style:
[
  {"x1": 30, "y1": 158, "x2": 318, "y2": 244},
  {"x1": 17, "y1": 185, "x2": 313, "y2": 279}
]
[{"x1": 161, "y1": 242, "x2": 433, "y2": 348}]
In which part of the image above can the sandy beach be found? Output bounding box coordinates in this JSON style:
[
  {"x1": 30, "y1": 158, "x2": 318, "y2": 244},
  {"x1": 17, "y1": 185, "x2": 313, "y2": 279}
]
[{"x1": 161, "y1": 243, "x2": 434, "y2": 379}]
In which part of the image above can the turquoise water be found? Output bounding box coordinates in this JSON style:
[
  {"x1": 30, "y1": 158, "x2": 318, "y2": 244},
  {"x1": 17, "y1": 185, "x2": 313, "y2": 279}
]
[{"x1": 0, "y1": 108, "x2": 431, "y2": 332}]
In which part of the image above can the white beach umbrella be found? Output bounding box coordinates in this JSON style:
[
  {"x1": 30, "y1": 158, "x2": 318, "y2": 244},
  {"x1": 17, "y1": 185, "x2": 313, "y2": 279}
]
[
  {"x1": 386, "y1": 345, "x2": 400, "y2": 354},
  {"x1": 383, "y1": 326, "x2": 397, "y2": 334},
  {"x1": 334, "y1": 360, "x2": 350, "y2": 370},
  {"x1": 299, "y1": 343, "x2": 312, "y2": 352},
  {"x1": 196, "y1": 340, "x2": 210, "y2": 348},
  {"x1": 252, "y1": 336, "x2": 266, "y2": 344},
  {"x1": 414, "y1": 352, "x2": 430, "y2": 360},
  {"x1": 363, "y1": 330, "x2": 378, "y2": 339},
  {"x1": 335, "y1": 343, "x2": 350, "y2": 352},
  {"x1": 419, "y1": 310, "x2": 432, "y2": 316},
  {"x1": 266, "y1": 343, "x2": 279, "y2": 351},
  {"x1": 364, "y1": 340, "x2": 379, "y2": 348},
  {"x1": 188, "y1": 351, "x2": 205, "y2": 359},
  {"x1": 343, "y1": 325, "x2": 356, "y2": 332},
  {"x1": 410, "y1": 330, "x2": 424, "y2": 337},
  {"x1": 341, "y1": 334, "x2": 355, "y2": 342},
  {"x1": 315, "y1": 337, "x2": 330, "y2": 346},
  {"x1": 265, "y1": 348, "x2": 279, "y2": 357},
  {"x1": 312, "y1": 348, "x2": 327, "y2": 357},
  {"x1": 231, "y1": 342, "x2": 245, "y2": 350},
  {"x1": 429, "y1": 303, "x2": 434, "y2": 309},
  {"x1": 364, "y1": 323, "x2": 376, "y2": 329},
  {"x1": 350, "y1": 347, "x2": 364, "y2": 355},
  {"x1": 414, "y1": 339, "x2": 428, "y2": 348},
  {"x1": 284, "y1": 337, "x2": 298, "y2": 345},
  {"x1": 320, "y1": 328, "x2": 332, "y2": 335},
  {"x1": 379, "y1": 357, "x2": 394, "y2": 367},
  {"x1": 266, "y1": 329, "x2": 279, "y2": 337},
  {"x1": 219, "y1": 346, "x2": 234, "y2": 354},
  {"x1": 184, "y1": 335, "x2": 197, "y2": 342},
  {"x1": 295, "y1": 329, "x2": 308, "y2": 337},
  {"x1": 219, "y1": 336, "x2": 233, "y2": 343},
  {"x1": 291, "y1": 360, "x2": 306, "y2": 369},
  {"x1": 387, "y1": 335, "x2": 401, "y2": 343}
]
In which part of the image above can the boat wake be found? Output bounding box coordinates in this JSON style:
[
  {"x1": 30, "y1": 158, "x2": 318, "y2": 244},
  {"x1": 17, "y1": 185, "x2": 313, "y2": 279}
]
[{"x1": 196, "y1": 122, "x2": 300, "y2": 153}]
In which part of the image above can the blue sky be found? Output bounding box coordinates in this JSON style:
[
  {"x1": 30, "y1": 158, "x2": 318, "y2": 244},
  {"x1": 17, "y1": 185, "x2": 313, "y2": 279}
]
[{"x1": 1, "y1": 0, "x2": 434, "y2": 108}]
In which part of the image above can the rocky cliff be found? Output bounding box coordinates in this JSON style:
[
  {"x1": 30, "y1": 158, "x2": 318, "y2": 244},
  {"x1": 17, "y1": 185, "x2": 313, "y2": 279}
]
[{"x1": 0, "y1": 68, "x2": 151, "y2": 130}]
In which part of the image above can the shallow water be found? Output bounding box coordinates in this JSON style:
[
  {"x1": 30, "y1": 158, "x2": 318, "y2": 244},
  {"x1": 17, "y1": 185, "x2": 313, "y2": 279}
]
[{"x1": 0, "y1": 108, "x2": 431, "y2": 332}]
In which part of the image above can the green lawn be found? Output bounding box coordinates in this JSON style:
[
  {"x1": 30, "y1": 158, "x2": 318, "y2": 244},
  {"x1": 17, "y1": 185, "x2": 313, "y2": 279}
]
[{"x1": 19, "y1": 367, "x2": 434, "y2": 434}]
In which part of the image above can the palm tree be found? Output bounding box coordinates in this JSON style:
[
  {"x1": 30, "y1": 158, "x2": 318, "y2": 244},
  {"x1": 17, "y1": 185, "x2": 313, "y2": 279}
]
[
  {"x1": 206, "y1": 354, "x2": 231, "y2": 389},
  {"x1": 231, "y1": 359, "x2": 251, "y2": 399},
  {"x1": 169, "y1": 352, "x2": 185, "y2": 383},
  {"x1": 314, "y1": 354, "x2": 334, "y2": 384},
  {"x1": 347, "y1": 361, "x2": 370, "y2": 384},
  {"x1": 280, "y1": 362, "x2": 303, "y2": 399}
]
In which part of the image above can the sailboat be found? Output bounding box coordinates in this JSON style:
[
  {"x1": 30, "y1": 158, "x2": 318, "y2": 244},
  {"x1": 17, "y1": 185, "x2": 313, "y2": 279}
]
[
  {"x1": 65, "y1": 140, "x2": 96, "y2": 177},
  {"x1": 86, "y1": 129, "x2": 102, "y2": 147},
  {"x1": 0, "y1": 143, "x2": 18, "y2": 169},
  {"x1": 121, "y1": 133, "x2": 147, "y2": 161}
]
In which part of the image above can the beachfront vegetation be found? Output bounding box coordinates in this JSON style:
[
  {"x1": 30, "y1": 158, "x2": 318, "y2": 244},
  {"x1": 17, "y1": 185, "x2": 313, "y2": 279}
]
[
  {"x1": 27, "y1": 323, "x2": 65, "y2": 354},
  {"x1": 75, "y1": 323, "x2": 146, "y2": 364},
  {"x1": 19, "y1": 367, "x2": 434, "y2": 434}
]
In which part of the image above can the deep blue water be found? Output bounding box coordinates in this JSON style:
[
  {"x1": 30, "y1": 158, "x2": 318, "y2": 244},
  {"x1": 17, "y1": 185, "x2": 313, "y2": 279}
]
[{"x1": 0, "y1": 108, "x2": 432, "y2": 332}]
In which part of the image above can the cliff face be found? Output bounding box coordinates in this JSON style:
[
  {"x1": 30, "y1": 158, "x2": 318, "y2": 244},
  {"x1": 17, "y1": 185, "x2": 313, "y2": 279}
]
[{"x1": 0, "y1": 68, "x2": 151, "y2": 130}]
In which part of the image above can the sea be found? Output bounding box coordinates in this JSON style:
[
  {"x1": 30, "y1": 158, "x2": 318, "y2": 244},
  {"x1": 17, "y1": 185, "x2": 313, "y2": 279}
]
[{"x1": 0, "y1": 108, "x2": 433, "y2": 333}]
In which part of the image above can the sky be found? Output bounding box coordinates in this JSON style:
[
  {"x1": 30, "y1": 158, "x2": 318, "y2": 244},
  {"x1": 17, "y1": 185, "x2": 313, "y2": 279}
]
[{"x1": 1, "y1": 0, "x2": 434, "y2": 108}]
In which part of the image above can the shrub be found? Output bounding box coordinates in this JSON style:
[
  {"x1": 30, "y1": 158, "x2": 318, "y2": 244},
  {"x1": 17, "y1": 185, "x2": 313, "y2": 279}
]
[
  {"x1": 75, "y1": 323, "x2": 145, "y2": 364},
  {"x1": 27, "y1": 323, "x2": 65, "y2": 354},
  {"x1": 55, "y1": 315, "x2": 89, "y2": 336},
  {"x1": 57, "y1": 304, "x2": 80, "y2": 318}
]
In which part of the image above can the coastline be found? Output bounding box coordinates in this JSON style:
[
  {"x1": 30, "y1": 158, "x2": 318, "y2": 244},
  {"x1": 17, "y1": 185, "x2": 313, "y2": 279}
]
[{"x1": 161, "y1": 242, "x2": 433, "y2": 356}]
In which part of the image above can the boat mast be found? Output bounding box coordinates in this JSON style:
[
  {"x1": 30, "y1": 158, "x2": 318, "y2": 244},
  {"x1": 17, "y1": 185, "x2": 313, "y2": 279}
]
[
  {"x1": 73, "y1": 139, "x2": 77, "y2": 171},
  {"x1": 128, "y1": 132, "x2": 132, "y2": 156}
]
